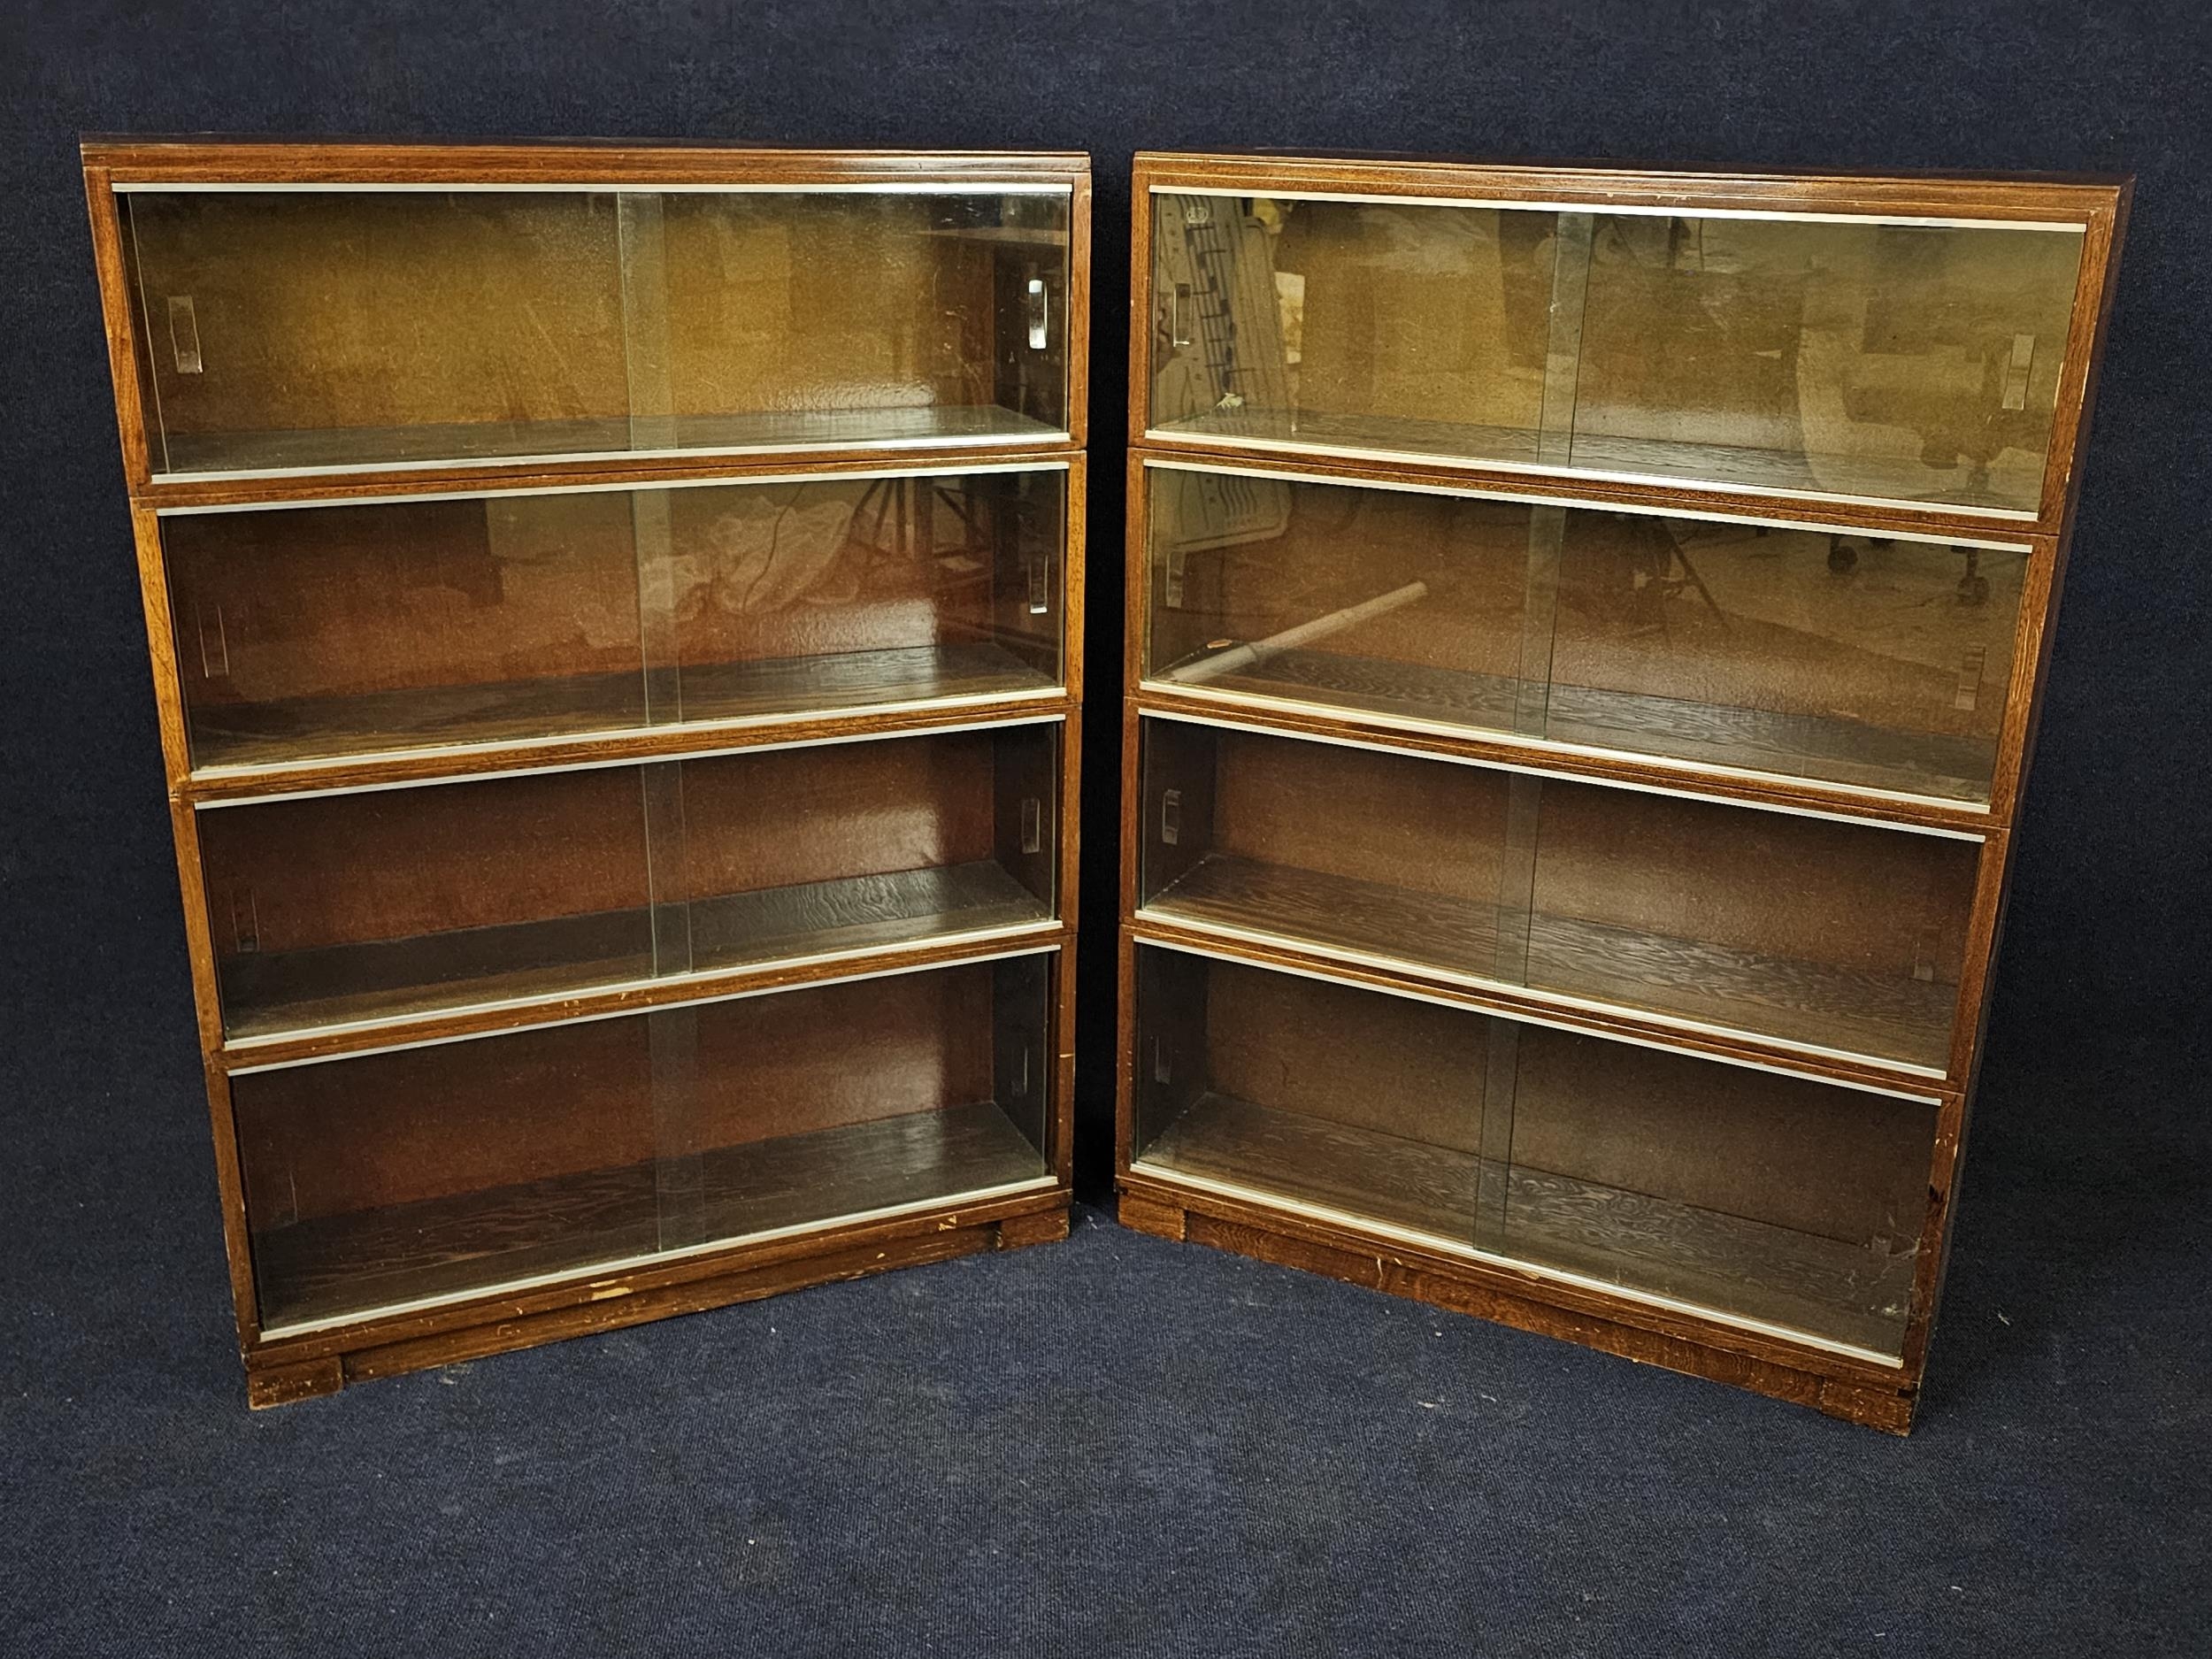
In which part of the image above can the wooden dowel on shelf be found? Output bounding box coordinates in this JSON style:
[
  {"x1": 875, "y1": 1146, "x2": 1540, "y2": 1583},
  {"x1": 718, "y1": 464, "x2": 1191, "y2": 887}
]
[{"x1": 1172, "y1": 580, "x2": 1430, "y2": 684}]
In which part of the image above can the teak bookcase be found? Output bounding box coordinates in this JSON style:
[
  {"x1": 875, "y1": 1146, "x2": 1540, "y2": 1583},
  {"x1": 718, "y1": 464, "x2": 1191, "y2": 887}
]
[
  {"x1": 1116, "y1": 152, "x2": 2126, "y2": 1431},
  {"x1": 82, "y1": 139, "x2": 1091, "y2": 1406}
]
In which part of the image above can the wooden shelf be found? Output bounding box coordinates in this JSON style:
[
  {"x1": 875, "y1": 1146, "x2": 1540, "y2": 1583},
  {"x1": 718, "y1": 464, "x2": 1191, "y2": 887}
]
[
  {"x1": 157, "y1": 403, "x2": 1065, "y2": 481},
  {"x1": 221, "y1": 860, "x2": 1052, "y2": 1042},
  {"x1": 254, "y1": 1100, "x2": 1048, "y2": 1330},
  {"x1": 1134, "y1": 1092, "x2": 1916, "y2": 1357},
  {"x1": 1149, "y1": 408, "x2": 2042, "y2": 518},
  {"x1": 1152, "y1": 647, "x2": 1997, "y2": 806},
  {"x1": 1142, "y1": 855, "x2": 1956, "y2": 1071},
  {"x1": 189, "y1": 642, "x2": 1059, "y2": 777}
]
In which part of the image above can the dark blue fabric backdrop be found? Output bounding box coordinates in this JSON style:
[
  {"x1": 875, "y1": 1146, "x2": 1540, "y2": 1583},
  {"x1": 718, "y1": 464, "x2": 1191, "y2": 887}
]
[{"x1": 2, "y1": 4, "x2": 2208, "y2": 1654}]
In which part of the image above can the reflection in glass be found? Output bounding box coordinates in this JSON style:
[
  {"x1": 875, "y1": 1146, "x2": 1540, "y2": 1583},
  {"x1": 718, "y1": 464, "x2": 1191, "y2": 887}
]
[
  {"x1": 1148, "y1": 192, "x2": 2084, "y2": 513},
  {"x1": 201, "y1": 724, "x2": 1060, "y2": 1040},
  {"x1": 125, "y1": 188, "x2": 1072, "y2": 477},
  {"x1": 1131, "y1": 946, "x2": 1928, "y2": 1356},
  {"x1": 1145, "y1": 466, "x2": 2024, "y2": 803},
  {"x1": 166, "y1": 466, "x2": 1066, "y2": 772},
  {"x1": 1138, "y1": 719, "x2": 1976, "y2": 1070},
  {"x1": 234, "y1": 954, "x2": 1054, "y2": 1327}
]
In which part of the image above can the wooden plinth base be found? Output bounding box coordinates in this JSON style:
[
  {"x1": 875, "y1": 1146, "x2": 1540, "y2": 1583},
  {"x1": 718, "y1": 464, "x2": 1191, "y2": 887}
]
[
  {"x1": 1117, "y1": 1182, "x2": 1916, "y2": 1434},
  {"x1": 241, "y1": 1194, "x2": 1071, "y2": 1409}
]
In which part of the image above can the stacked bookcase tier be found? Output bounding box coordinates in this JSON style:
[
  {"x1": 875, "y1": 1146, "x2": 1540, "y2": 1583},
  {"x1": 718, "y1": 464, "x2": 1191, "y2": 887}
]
[
  {"x1": 1137, "y1": 459, "x2": 2034, "y2": 816},
  {"x1": 1129, "y1": 945, "x2": 1933, "y2": 1359},
  {"x1": 1119, "y1": 154, "x2": 2125, "y2": 1430},
  {"x1": 88, "y1": 142, "x2": 1089, "y2": 1402},
  {"x1": 120, "y1": 181, "x2": 1075, "y2": 480},
  {"x1": 161, "y1": 464, "x2": 1071, "y2": 780},
  {"x1": 1143, "y1": 176, "x2": 2093, "y2": 522},
  {"x1": 1134, "y1": 714, "x2": 1981, "y2": 1081},
  {"x1": 237, "y1": 951, "x2": 1057, "y2": 1332}
]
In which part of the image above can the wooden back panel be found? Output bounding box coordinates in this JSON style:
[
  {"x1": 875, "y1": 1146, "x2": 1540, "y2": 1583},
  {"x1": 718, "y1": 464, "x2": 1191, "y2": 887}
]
[
  {"x1": 233, "y1": 964, "x2": 1001, "y2": 1223},
  {"x1": 1187, "y1": 726, "x2": 1978, "y2": 980},
  {"x1": 165, "y1": 472, "x2": 1043, "y2": 712},
  {"x1": 197, "y1": 732, "x2": 1005, "y2": 958}
]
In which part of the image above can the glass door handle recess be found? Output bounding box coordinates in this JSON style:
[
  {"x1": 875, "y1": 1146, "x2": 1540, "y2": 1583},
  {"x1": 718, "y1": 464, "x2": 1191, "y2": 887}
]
[
  {"x1": 1027, "y1": 278, "x2": 1049, "y2": 349},
  {"x1": 1172, "y1": 580, "x2": 1430, "y2": 685}
]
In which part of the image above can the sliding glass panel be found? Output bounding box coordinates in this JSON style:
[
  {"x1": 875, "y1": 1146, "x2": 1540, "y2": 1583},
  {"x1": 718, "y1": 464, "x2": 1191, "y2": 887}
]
[
  {"x1": 1130, "y1": 946, "x2": 1931, "y2": 1356},
  {"x1": 165, "y1": 466, "x2": 1066, "y2": 772},
  {"x1": 1148, "y1": 192, "x2": 2085, "y2": 513},
  {"x1": 1143, "y1": 465, "x2": 2024, "y2": 803},
  {"x1": 1570, "y1": 212, "x2": 2083, "y2": 512},
  {"x1": 1499, "y1": 1021, "x2": 1931, "y2": 1357},
  {"x1": 200, "y1": 723, "x2": 1060, "y2": 1040},
  {"x1": 123, "y1": 187, "x2": 1071, "y2": 478},
  {"x1": 1131, "y1": 947, "x2": 1486, "y2": 1245},
  {"x1": 233, "y1": 953, "x2": 1054, "y2": 1328},
  {"x1": 1138, "y1": 718, "x2": 1979, "y2": 1070}
]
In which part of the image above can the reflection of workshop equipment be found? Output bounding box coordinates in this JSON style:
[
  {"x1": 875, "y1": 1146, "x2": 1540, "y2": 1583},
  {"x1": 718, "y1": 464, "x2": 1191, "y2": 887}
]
[
  {"x1": 1821, "y1": 532, "x2": 1989, "y2": 605},
  {"x1": 1175, "y1": 581, "x2": 1430, "y2": 684},
  {"x1": 1155, "y1": 467, "x2": 1292, "y2": 607},
  {"x1": 1568, "y1": 514, "x2": 1728, "y2": 636},
  {"x1": 1153, "y1": 194, "x2": 1294, "y2": 423}
]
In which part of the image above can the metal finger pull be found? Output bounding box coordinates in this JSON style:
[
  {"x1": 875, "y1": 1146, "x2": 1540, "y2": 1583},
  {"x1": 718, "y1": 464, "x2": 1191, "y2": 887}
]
[
  {"x1": 196, "y1": 602, "x2": 230, "y2": 680},
  {"x1": 1159, "y1": 788, "x2": 1181, "y2": 846},
  {"x1": 1020, "y1": 796, "x2": 1044, "y2": 856},
  {"x1": 1171, "y1": 282, "x2": 1194, "y2": 348},
  {"x1": 1151, "y1": 1039, "x2": 1171, "y2": 1086},
  {"x1": 168, "y1": 296, "x2": 203, "y2": 374},
  {"x1": 1026, "y1": 277, "x2": 1049, "y2": 349},
  {"x1": 1026, "y1": 556, "x2": 1050, "y2": 616},
  {"x1": 2001, "y1": 334, "x2": 2036, "y2": 411}
]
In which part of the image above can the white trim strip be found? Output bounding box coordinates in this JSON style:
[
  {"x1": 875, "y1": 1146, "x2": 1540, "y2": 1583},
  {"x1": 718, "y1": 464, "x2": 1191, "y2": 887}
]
[
  {"x1": 1128, "y1": 1162, "x2": 1909, "y2": 1370},
  {"x1": 151, "y1": 425, "x2": 1071, "y2": 487},
  {"x1": 256, "y1": 1171, "x2": 1063, "y2": 1340},
  {"x1": 1137, "y1": 705, "x2": 1989, "y2": 842},
  {"x1": 1148, "y1": 182, "x2": 2088, "y2": 234},
  {"x1": 227, "y1": 941, "x2": 1063, "y2": 1074},
  {"x1": 1138, "y1": 455, "x2": 2036, "y2": 552},
  {"x1": 157, "y1": 457, "x2": 1072, "y2": 516},
  {"x1": 1143, "y1": 426, "x2": 2045, "y2": 523},
  {"x1": 1133, "y1": 935, "x2": 1947, "y2": 1104},
  {"x1": 223, "y1": 918, "x2": 1065, "y2": 1056},
  {"x1": 191, "y1": 708, "x2": 1067, "y2": 806},
  {"x1": 1136, "y1": 907, "x2": 1951, "y2": 1082}
]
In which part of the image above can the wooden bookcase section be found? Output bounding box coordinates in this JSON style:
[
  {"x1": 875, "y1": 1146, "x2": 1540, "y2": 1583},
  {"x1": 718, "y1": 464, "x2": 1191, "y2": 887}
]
[
  {"x1": 1117, "y1": 153, "x2": 2126, "y2": 1432},
  {"x1": 83, "y1": 139, "x2": 1091, "y2": 1406}
]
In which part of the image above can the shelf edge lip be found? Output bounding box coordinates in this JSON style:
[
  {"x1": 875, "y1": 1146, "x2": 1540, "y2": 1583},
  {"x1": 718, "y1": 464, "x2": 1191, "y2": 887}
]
[
  {"x1": 134, "y1": 442, "x2": 1087, "y2": 511},
  {"x1": 153, "y1": 455, "x2": 1078, "y2": 516},
  {"x1": 1124, "y1": 1164, "x2": 1909, "y2": 1371},
  {"x1": 1133, "y1": 906, "x2": 1953, "y2": 1090},
  {"x1": 1133, "y1": 688, "x2": 1995, "y2": 839},
  {"x1": 252, "y1": 1172, "x2": 1064, "y2": 1341},
  {"x1": 1138, "y1": 426, "x2": 2047, "y2": 529},
  {"x1": 1127, "y1": 922, "x2": 1949, "y2": 1104},
  {"x1": 183, "y1": 695, "x2": 1072, "y2": 804},
  {"x1": 1133, "y1": 451, "x2": 2040, "y2": 550},
  {"x1": 221, "y1": 931, "x2": 1067, "y2": 1073},
  {"x1": 141, "y1": 427, "x2": 1077, "y2": 492}
]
